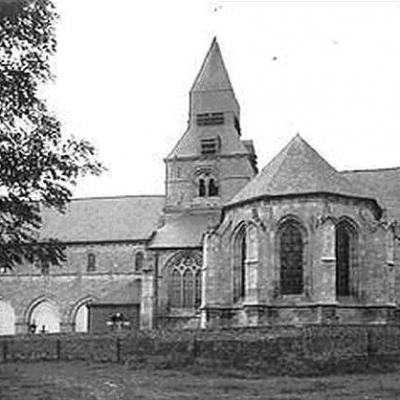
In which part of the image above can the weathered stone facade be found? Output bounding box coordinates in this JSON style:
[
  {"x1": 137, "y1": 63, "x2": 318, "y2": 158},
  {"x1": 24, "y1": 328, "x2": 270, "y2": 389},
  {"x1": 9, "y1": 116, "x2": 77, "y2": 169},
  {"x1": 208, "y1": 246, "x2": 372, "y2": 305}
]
[
  {"x1": 201, "y1": 195, "x2": 398, "y2": 328},
  {"x1": 0, "y1": 242, "x2": 144, "y2": 334},
  {"x1": 1, "y1": 38, "x2": 400, "y2": 335}
]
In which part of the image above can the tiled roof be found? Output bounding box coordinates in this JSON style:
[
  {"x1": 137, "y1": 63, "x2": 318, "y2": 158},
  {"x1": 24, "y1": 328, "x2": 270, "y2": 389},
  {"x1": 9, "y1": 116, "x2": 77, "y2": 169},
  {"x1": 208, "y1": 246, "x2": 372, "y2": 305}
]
[
  {"x1": 227, "y1": 134, "x2": 377, "y2": 207},
  {"x1": 341, "y1": 168, "x2": 400, "y2": 220},
  {"x1": 149, "y1": 213, "x2": 211, "y2": 248},
  {"x1": 39, "y1": 195, "x2": 165, "y2": 243},
  {"x1": 191, "y1": 37, "x2": 233, "y2": 92}
]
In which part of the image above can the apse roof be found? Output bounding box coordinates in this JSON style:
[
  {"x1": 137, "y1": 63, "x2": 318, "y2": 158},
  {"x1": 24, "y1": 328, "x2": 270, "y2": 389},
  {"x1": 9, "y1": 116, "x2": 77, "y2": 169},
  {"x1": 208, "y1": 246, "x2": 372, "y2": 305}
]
[{"x1": 227, "y1": 134, "x2": 378, "y2": 207}]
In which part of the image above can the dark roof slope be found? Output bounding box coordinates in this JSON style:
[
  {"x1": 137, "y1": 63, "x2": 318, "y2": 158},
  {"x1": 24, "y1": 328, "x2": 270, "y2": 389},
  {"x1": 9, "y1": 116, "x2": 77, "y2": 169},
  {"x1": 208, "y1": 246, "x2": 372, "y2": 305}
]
[
  {"x1": 228, "y1": 134, "x2": 377, "y2": 207},
  {"x1": 149, "y1": 213, "x2": 210, "y2": 249},
  {"x1": 40, "y1": 195, "x2": 165, "y2": 243},
  {"x1": 341, "y1": 168, "x2": 400, "y2": 219}
]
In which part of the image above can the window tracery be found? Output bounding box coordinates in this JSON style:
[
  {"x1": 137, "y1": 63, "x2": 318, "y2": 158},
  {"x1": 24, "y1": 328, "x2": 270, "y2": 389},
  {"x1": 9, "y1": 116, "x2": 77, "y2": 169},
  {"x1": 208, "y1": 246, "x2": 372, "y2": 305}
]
[
  {"x1": 167, "y1": 252, "x2": 202, "y2": 308},
  {"x1": 279, "y1": 220, "x2": 304, "y2": 295}
]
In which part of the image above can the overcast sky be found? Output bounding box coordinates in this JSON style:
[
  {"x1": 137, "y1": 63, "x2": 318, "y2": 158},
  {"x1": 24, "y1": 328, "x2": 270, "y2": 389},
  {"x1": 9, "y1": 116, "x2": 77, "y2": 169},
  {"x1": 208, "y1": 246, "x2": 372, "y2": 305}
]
[{"x1": 49, "y1": 0, "x2": 400, "y2": 199}]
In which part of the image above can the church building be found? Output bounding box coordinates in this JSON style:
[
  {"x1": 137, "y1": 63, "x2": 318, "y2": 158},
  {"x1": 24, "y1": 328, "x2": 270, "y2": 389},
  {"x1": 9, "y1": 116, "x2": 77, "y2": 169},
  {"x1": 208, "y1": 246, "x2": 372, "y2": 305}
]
[{"x1": 0, "y1": 38, "x2": 400, "y2": 334}]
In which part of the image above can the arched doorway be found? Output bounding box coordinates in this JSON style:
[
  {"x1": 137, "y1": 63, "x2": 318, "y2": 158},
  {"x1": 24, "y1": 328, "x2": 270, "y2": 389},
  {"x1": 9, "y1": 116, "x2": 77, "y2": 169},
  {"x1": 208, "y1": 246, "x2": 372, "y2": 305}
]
[
  {"x1": 0, "y1": 301, "x2": 15, "y2": 335},
  {"x1": 74, "y1": 303, "x2": 90, "y2": 332},
  {"x1": 30, "y1": 300, "x2": 61, "y2": 334}
]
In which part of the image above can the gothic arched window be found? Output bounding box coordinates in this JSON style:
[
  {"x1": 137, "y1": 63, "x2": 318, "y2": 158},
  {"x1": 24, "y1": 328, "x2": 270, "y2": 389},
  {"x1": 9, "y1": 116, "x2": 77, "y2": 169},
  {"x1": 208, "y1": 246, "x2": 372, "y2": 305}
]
[
  {"x1": 336, "y1": 219, "x2": 357, "y2": 296},
  {"x1": 279, "y1": 220, "x2": 304, "y2": 295},
  {"x1": 135, "y1": 252, "x2": 144, "y2": 272},
  {"x1": 167, "y1": 252, "x2": 202, "y2": 309},
  {"x1": 233, "y1": 226, "x2": 246, "y2": 302}
]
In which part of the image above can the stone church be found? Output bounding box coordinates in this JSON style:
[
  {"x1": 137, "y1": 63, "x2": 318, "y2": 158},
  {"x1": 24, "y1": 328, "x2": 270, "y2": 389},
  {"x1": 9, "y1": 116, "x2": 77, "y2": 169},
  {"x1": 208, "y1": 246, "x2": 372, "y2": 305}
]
[{"x1": 1, "y1": 38, "x2": 400, "y2": 335}]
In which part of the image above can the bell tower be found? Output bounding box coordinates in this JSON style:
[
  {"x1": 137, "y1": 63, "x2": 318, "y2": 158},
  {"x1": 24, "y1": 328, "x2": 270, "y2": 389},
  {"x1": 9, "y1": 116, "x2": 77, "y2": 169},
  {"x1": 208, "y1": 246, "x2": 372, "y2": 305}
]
[{"x1": 165, "y1": 38, "x2": 257, "y2": 213}]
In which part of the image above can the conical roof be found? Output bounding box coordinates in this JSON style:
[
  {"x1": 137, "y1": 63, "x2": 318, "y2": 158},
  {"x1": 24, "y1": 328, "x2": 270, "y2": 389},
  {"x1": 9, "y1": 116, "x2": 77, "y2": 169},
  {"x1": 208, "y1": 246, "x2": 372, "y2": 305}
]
[
  {"x1": 191, "y1": 37, "x2": 234, "y2": 92},
  {"x1": 228, "y1": 134, "x2": 378, "y2": 206}
]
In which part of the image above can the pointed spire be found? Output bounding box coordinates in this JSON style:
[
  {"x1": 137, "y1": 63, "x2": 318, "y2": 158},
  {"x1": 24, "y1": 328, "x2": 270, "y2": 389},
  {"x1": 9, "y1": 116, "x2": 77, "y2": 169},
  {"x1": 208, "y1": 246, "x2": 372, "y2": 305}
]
[
  {"x1": 189, "y1": 38, "x2": 239, "y2": 117},
  {"x1": 191, "y1": 37, "x2": 234, "y2": 92}
]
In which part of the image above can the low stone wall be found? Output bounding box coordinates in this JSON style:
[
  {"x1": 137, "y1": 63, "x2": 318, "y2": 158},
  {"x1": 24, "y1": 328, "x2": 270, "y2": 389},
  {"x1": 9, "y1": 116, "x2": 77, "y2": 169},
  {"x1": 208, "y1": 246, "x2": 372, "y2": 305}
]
[{"x1": 1, "y1": 325, "x2": 400, "y2": 374}]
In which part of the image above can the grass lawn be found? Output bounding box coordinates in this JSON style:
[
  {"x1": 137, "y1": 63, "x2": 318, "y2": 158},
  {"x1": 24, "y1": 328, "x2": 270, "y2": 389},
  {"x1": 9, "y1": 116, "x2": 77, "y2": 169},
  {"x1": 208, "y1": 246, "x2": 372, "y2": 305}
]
[{"x1": 1, "y1": 361, "x2": 400, "y2": 399}]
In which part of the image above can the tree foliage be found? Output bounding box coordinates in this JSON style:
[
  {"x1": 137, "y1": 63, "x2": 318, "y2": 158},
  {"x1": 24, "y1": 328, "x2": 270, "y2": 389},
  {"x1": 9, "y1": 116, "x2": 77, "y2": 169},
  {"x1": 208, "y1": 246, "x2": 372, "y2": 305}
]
[{"x1": 0, "y1": 0, "x2": 104, "y2": 270}]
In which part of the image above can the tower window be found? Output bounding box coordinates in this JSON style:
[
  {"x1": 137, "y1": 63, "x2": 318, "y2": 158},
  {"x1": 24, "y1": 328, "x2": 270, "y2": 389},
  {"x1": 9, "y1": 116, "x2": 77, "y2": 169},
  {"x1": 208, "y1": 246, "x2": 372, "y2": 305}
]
[
  {"x1": 196, "y1": 112, "x2": 224, "y2": 126},
  {"x1": 209, "y1": 178, "x2": 219, "y2": 196},
  {"x1": 199, "y1": 179, "x2": 206, "y2": 197},
  {"x1": 87, "y1": 253, "x2": 96, "y2": 272},
  {"x1": 200, "y1": 137, "x2": 220, "y2": 155},
  {"x1": 196, "y1": 172, "x2": 219, "y2": 198}
]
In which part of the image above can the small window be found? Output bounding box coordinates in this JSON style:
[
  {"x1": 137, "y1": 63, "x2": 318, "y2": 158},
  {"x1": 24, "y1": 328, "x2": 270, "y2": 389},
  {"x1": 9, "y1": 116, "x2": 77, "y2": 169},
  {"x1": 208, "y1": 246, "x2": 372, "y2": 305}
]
[
  {"x1": 196, "y1": 112, "x2": 224, "y2": 126},
  {"x1": 135, "y1": 252, "x2": 144, "y2": 272},
  {"x1": 40, "y1": 260, "x2": 50, "y2": 275},
  {"x1": 200, "y1": 137, "x2": 220, "y2": 155},
  {"x1": 87, "y1": 253, "x2": 96, "y2": 272}
]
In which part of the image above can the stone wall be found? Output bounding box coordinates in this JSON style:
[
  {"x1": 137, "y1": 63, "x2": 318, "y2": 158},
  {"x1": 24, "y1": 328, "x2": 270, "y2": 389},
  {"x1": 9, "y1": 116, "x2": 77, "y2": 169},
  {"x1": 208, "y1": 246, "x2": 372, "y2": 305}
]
[
  {"x1": 202, "y1": 194, "x2": 398, "y2": 327},
  {"x1": 0, "y1": 242, "x2": 145, "y2": 334},
  {"x1": 2, "y1": 325, "x2": 400, "y2": 375},
  {"x1": 165, "y1": 152, "x2": 254, "y2": 210}
]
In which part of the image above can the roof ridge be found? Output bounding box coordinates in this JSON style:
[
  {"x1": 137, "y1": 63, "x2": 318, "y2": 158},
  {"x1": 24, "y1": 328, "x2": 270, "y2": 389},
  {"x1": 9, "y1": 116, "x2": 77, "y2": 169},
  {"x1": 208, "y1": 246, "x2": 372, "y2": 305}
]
[
  {"x1": 70, "y1": 194, "x2": 165, "y2": 202},
  {"x1": 341, "y1": 167, "x2": 400, "y2": 173}
]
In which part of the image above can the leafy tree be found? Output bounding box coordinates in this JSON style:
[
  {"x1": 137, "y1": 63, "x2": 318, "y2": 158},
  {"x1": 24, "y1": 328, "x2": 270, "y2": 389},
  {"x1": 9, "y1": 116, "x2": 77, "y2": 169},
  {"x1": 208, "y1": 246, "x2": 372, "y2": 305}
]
[{"x1": 0, "y1": 0, "x2": 104, "y2": 270}]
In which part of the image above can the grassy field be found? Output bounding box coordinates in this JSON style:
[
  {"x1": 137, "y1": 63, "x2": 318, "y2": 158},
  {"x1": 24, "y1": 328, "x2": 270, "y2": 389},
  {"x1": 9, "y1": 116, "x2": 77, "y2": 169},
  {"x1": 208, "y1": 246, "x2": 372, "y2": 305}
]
[{"x1": 1, "y1": 361, "x2": 400, "y2": 399}]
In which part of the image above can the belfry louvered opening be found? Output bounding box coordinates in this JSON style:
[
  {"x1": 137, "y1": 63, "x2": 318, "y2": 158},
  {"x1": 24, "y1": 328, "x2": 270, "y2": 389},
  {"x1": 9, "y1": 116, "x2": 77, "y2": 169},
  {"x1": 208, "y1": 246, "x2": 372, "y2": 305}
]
[
  {"x1": 196, "y1": 112, "x2": 224, "y2": 126},
  {"x1": 200, "y1": 137, "x2": 221, "y2": 155}
]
